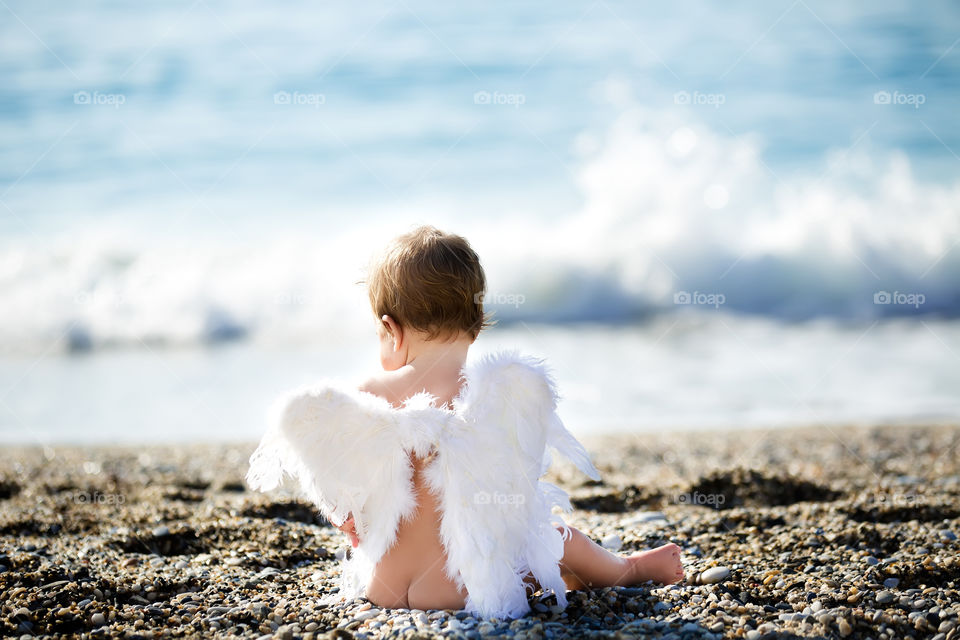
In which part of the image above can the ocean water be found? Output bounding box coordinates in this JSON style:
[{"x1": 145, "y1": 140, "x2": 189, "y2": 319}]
[{"x1": 1, "y1": 1, "x2": 959, "y2": 442}]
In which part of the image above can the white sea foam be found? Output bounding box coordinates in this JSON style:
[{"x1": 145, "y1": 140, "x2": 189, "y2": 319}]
[{"x1": 1, "y1": 109, "x2": 957, "y2": 354}]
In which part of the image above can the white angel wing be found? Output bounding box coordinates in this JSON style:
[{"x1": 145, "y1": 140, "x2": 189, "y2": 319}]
[
  {"x1": 426, "y1": 351, "x2": 601, "y2": 619},
  {"x1": 246, "y1": 382, "x2": 443, "y2": 597}
]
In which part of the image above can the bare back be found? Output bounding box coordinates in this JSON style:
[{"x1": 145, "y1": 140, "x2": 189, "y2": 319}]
[{"x1": 360, "y1": 368, "x2": 467, "y2": 610}]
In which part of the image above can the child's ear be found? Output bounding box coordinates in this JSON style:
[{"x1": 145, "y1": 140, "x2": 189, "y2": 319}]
[
  {"x1": 381, "y1": 315, "x2": 403, "y2": 351},
  {"x1": 380, "y1": 315, "x2": 393, "y2": 336}
]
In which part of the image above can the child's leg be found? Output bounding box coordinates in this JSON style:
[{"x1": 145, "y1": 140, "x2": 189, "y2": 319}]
[{"x1": 558, "y1": 525, "x2": 684, "y2": 589}]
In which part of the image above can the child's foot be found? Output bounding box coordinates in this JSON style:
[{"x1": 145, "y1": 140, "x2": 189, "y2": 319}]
[{"x1": 622, "y1": 543, "x2": 684, "y2": 585}]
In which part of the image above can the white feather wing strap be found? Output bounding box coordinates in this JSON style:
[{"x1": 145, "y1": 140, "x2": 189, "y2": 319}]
[
  {"x1": 245, "y1": 383, "x2": 444, "y2": 597},
  {"x1": 425, "y1": 351, "x2": 601, "y2": 619}
]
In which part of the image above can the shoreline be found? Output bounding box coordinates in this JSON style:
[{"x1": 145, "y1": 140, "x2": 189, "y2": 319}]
[{"x1": 1, "y1": 423, "x2": 958, "y2": 639}]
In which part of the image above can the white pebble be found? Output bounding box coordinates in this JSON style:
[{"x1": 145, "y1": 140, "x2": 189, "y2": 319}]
[
  {"x1": 601, "y1": 534, "x2": 623, "y2": 551},
  {"x1": 698, "y1": 566, "x2": 731, "y2": 584}
]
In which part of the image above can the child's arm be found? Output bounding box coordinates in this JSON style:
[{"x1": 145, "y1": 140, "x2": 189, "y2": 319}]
[{"x1": 336, "y1": 514, "x2": 360, "y2": 548}]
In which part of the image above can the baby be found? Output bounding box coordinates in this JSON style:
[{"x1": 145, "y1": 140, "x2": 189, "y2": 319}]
[{"x1": 248, "y1": 225, "x2": 683, "y2": 617}]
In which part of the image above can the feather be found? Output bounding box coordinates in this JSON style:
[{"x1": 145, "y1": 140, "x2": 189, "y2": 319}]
[{"x1": 246, "y1": 351, "x2": 601, "y2": 619}]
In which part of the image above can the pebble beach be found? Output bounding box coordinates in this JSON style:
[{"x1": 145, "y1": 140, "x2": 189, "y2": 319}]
[{"x1": 1, "y1": 423, "x2": 958, "y2": 640}]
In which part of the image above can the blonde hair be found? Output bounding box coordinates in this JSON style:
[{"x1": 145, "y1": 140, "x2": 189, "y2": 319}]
[{"x1": 367, "y1": 226, "x2": 490, "y2": 340}]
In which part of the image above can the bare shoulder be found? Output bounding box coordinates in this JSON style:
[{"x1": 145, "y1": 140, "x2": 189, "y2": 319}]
[
  {"x1": 358, "y1": 371, "x2": 410, "y2": 408},
  {"x1": 359, "y1": 368, "x2": 462, "y2": 409}
]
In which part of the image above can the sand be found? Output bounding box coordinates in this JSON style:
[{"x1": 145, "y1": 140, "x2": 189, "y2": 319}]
[{"x1": 1, "y1": 423, "x2": 958, "y2": 639}]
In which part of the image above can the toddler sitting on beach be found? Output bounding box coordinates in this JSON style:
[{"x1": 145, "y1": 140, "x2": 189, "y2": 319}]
[{"x1": 246, "y1": 226, "x2": 684, "y2": 618}]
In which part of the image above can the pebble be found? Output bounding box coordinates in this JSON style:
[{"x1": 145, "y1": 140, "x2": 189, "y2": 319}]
[
  {"x1": 629, "y1": 511, "x2": 667, "y2": 523},
  {"x1": 354, "y1": 609, "x2": 379, "y2": 622},
  {"x1": 601, "y1": 534, "x2": 622, "y2": 551},
  {"x1": 1, "y1": 426, "x2": 957, "y2": 640},
  {"x1": 698, "y1": 566, "x2": 731, "y2": 584},
  {"x1": 838, "y1": 618, "x2": 853, "y2": 636}
]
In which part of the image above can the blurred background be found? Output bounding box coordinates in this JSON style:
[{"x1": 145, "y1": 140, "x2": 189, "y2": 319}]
[{"x1": 1, "y1": 0, "x2": 958, "y2": 443}]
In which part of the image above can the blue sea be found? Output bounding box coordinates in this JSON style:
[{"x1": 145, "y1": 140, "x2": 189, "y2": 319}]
[{"x1": 1, "y1": 0, "x2": 959, "y2": 443}]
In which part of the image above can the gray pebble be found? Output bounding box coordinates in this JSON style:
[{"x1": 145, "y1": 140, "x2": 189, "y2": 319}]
[{"x1": 354, "y1": 609, "x2": 379, "y2": 622}]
